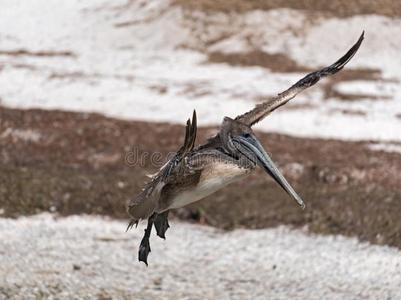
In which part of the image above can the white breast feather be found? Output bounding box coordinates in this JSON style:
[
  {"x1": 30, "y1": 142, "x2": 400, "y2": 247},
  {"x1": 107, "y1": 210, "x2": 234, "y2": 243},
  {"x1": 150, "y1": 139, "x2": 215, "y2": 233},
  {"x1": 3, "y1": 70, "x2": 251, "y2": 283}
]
[{"x1": 169, "y1": 162, "x2": 250, "y2": 209}]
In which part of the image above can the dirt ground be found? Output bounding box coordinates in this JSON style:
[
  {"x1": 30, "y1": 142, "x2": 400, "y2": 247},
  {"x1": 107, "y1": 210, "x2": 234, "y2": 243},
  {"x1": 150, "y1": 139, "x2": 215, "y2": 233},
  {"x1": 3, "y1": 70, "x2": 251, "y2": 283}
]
[
  {"x1": 1, "y1": 105, "x2": 401, "y2": 249},
  {"x1": 174, "y1": 0, "x2": 401, "y2": 18}
]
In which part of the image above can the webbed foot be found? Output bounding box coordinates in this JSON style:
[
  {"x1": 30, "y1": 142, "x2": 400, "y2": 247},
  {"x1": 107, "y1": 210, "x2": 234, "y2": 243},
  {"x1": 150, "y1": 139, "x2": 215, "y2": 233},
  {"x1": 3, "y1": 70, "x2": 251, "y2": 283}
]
[
  {"x1": 137, "y1": 214, "x2": 155, "y2": 266},
  {"x1": 138, "y1": 233, "x2": 151, "y2": 266},
  {"x1": 154, "y1": 211, "x2": 170, "y2": 239}
]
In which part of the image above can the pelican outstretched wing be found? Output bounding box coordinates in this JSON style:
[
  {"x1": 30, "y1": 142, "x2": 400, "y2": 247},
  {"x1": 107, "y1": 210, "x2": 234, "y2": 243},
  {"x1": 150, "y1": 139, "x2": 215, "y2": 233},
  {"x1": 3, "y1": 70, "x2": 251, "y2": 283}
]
[{"x1": 235, "y1": 32, "x2": 364, "y2": 127}]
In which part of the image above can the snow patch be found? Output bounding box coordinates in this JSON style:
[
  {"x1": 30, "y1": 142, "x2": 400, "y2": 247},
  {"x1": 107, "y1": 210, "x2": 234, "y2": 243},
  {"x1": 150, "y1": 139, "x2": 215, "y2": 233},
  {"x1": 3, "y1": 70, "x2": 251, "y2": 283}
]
[
  {"x1": 368, "y1": 142, "x2": 401, "y2": 154},
  {"x1": 0, "y1": 128, "x2": 42, "y2": 142},
  {"x1": 1, "y1": 214, "x2": 401, "y2": 299}
]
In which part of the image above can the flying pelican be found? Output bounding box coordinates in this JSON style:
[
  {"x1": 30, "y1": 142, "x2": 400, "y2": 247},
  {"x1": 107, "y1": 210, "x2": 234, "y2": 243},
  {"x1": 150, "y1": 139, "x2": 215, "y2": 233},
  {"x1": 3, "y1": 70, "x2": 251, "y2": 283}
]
[{"x1": 127, "y1": 32, "x2": 364, "y2": 265}]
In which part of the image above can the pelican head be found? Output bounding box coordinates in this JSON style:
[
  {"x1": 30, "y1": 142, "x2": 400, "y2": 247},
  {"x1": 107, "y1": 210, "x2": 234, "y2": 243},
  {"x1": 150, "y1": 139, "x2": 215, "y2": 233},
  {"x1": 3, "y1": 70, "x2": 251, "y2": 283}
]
[{"x1": 220, "y1": 117, "x2": 305, "y2": 209}]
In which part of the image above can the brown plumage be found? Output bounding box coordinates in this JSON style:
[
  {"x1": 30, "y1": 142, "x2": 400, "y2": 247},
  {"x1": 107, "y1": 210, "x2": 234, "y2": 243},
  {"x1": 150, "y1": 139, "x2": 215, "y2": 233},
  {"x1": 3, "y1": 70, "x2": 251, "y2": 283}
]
[{"x1": 127, "y1": 32, "x2": 365, "y2": 265}]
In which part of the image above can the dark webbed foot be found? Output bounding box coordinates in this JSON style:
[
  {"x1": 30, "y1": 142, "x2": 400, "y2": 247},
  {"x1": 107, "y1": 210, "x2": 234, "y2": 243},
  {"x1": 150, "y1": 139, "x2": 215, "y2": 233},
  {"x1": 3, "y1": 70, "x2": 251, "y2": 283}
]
[
  {"x1": 138, "y1": 233, "x2": 151, "y2": 266},
  {"x1": 154, "y1": 211, "x2": 170, "y2": 239},
  {"x1": 138, "y1": 214, "x2": 155, "y2": 266}
]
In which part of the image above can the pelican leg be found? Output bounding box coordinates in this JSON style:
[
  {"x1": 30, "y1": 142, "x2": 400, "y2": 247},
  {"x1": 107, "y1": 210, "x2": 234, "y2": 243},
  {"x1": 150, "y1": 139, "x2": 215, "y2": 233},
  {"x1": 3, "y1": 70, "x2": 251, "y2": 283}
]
[
  {"x1": 154, "y1": 211, "x2": 170, "y2": 239},
  {"x1": 138, "y1": 214, "x2": 155, "y2": 266}
]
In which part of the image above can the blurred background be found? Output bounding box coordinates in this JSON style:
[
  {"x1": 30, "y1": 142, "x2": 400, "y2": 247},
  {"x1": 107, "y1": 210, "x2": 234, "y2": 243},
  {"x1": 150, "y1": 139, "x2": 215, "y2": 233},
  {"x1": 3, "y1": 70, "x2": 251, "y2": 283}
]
[{"x1": 1, "y1": 0, "x2": 401, "y2": 299}]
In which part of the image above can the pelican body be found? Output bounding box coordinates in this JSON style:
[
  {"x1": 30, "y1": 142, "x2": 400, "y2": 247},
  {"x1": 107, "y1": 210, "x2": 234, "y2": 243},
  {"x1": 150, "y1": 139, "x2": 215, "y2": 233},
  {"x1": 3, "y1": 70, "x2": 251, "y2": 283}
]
[{"x1": 127, "y1": 33, "x2": 364, "y2": 265}]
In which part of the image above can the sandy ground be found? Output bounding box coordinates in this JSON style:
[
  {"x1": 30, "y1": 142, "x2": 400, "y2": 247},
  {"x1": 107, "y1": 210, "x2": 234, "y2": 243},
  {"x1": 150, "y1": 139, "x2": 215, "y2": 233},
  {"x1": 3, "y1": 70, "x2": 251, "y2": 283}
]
[{"x1": 1, "y1": 214, "x2": 401, "y2": 300}]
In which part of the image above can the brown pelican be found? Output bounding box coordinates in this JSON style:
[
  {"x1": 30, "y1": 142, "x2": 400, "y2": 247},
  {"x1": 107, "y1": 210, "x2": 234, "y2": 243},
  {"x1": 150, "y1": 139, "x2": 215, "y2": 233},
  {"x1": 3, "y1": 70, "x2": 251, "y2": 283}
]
[{"x1": 127, "y1": 32, "x2": 364, "y2": 265}]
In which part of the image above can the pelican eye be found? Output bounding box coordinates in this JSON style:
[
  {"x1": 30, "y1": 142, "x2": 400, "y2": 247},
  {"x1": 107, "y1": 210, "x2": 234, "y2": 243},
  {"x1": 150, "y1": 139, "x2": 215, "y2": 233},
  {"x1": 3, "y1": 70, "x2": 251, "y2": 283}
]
[{"x1": 242, "y1": 133, "x2": 251, "y2": 139}]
